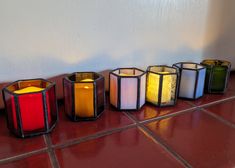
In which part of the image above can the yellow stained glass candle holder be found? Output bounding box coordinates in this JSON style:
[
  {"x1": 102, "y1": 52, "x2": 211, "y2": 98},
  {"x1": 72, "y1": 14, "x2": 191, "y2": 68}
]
[
  {"x1": 146, "y1": 65, "x2": 179, "y2": 107},
  {"x1": 63, "y1": 72, "x2": 105, "y2": 121}
]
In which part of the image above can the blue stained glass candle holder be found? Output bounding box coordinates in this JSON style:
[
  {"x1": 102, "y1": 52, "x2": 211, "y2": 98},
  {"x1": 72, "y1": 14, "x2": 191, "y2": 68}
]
[{"x1": 173, "y1": 62, "x2": 206, "y2": 100}]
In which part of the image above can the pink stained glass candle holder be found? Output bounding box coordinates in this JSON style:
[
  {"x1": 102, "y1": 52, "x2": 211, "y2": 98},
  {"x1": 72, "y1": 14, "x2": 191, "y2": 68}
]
[{"x1": 109, "y1": 68, "x2": 146, "y2": 110}]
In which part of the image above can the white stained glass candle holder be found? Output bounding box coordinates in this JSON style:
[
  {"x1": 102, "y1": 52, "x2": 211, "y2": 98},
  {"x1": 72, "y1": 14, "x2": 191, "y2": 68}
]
[
  {"x1": 109, "y1": 68, "x2": 146, "y2": 110},
  {"x1": 173, "y1": 62, "x2": 206, "y2": 100}
]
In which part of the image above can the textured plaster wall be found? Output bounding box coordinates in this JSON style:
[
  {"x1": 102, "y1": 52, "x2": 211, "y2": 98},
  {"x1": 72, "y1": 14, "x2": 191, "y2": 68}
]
[{"x1": 0, "y1": 0, "x2": 211, "y2": 82}]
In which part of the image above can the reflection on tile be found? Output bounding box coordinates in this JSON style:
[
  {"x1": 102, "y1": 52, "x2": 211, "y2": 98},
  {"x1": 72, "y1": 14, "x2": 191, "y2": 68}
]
[
  {"x1": 128, "y1": 100, "x2": 193, "y2": 121},
  {"x1": 205, "y1": 99, "x2": 235, "y2": 124},
  {"x1": 188, "y1": 91, "x2": 235, "y2": 106},
  {"x1": 50, "y1": 104, "x2": 133, "y2": 145},
  {"x1": 146, "y1": 110, "x2": 235, "y2": 167},
  {"x1": 0, "y1": 115, "x2": 45, "y2": 160},
  {"x1": 0, "y1": 153, "x2": 51, "y2": 168},
  {"x1": 56, "y1": 128, "x2": 183, "y2": 168}
]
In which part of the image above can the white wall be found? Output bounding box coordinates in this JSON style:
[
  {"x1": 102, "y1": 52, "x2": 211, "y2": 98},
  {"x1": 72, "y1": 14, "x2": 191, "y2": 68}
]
[
  {"x1": 0, "y1": 0, "x2": 234, "y2": 82},
  {"x1": 203, "y1": 0, "x2": 235, "y2": 65}
]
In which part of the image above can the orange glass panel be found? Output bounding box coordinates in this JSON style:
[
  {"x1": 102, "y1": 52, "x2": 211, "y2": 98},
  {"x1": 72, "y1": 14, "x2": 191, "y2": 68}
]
[
  {"x1": 74, "y1": 83, "x2": 94, "y2": 117},
  {"x1": 18, "y1": 80, "x2": 43, "y2": 88}
]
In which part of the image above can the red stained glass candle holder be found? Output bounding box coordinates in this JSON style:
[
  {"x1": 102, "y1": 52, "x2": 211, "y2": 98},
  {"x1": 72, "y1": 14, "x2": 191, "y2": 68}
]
[{"x1": 2, "y1": 79, "x2": 58, "y2": 138}]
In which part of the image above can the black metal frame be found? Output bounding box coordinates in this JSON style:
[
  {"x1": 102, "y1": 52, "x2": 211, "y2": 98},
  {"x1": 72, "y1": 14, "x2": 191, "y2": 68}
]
[
  {"x1": 63, "y1": 72, "x2": 105, "y2": 121},
  {"x1": 201, "y1": 59, "x2": 231, "y2": 93},
  {"x1": 109, "y1": 67, "x2": 146, "y2": 110},
  {"x1": 173, "y1": 62, "x2": 206, "y2": 100},
  {"x1": 146, "y1": 65, "x2": 179, "y2": 107},
  {"x1": 2, "y1": 78, "x2": 58, "y2": 138}
]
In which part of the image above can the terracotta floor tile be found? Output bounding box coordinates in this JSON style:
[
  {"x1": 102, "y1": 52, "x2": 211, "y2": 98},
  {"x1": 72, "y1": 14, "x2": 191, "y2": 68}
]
[
  {"x1": 204, "y1": 99, "x2": 235, "y2": 124},
  {"x1": 50, "y1": 104, "x2": 133, "y2": 145},
  {"x1": 0, "y1": 115, "x2": 46, "y2": 160},
  {"x1": 128, "y1": 100, "x2": 193, "y2": 121},
  {"x1": 145, "y1": 110, "x2": 235, "y2": 168},
  {"x1": 56, "y1": 128, "x2": 183, "y2": 168},
  {"x1": 0, "y1": 153, "x2": 51, "y2": 168}
]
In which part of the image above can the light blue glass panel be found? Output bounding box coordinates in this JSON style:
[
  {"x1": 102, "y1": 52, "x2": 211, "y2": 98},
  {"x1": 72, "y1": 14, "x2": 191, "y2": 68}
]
[
  {"x1": 179, "y1": 70, "x2": 196, "y2": 99},
  {"x1": 196, "y1": 68, "x2": 206, "y2": 98}
]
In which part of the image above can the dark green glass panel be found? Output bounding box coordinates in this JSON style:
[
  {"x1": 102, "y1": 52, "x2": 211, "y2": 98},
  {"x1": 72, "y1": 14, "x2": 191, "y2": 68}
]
[{"x1": 211, "y1": 66, "x2": 227, "y2": 91}]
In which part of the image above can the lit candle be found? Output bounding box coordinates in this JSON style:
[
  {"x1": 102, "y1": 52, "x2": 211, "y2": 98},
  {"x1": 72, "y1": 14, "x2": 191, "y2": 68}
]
[
  {"x1": 14, "y1": 86, "x2": 44, "y2": 94},
  {"x1": 81, "y1": 79, "x2": 94, "y2": 82},
  {"x1": 74, "y1": 78, "x2": 94, "y2": 118},
  {"x1": 147, "y1": 72, "x2": 172, "y2": 104},
  {"x1": 119, "y1": 73, "x2": 135, "y2": 76}
]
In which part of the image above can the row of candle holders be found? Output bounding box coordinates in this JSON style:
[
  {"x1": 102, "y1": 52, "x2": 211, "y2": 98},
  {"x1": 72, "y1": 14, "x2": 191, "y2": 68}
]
[{"x1": 2, "y1": 59, "x2": 231, "y2": 138}]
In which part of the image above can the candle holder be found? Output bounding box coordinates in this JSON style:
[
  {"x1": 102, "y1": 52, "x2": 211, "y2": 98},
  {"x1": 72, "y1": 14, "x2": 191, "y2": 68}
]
[
  {"x1": 146, "y1": 65, "x2": 179, "y2": 107},
  {"x1": 201, "y1": 59, "x2": 231, "y2": 93},
  {"x1": 173, "y1": 62, "x2": 206, "y2": 100},
  {"x1": 2, "y1": 79, "x2": 58, "y2": 138},
  {"x1": 63, "y1": 72, "x2": 105, "y2": 121},
  {"x1": 109, "y1": 68, "x2": 146, "y2": 110}
]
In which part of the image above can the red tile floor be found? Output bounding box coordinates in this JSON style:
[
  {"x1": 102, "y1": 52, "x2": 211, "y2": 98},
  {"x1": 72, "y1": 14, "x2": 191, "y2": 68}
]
[{"x1": 0, "y1": 73, "x2": 235, "y2": 168}]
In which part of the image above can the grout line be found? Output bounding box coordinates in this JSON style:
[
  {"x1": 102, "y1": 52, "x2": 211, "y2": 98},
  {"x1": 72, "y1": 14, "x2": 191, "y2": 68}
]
[
  {"x1": 122, "y1": 112, "x2": 138, "y2": 124},
  {"x1": 123, "y1": 112, "x2": 192, "y2": 168},
  {"x1": 184, "y1": 101, "x2": 197, "y2": 107},
  {"x1": 44, "y1": 135, "x2": 60, "y2": 168},
  {"x1": 198, "y1": 96, "x2": 235, "y2": 108},
  {"x1": 185, "y1": 96, "x2": 235, "y2": 109},
  {"x1": 0, "y1": 148, "x2": 48, "y2": 165},
  {"x1": 138, "y1": 125, "x2": 192, "y2": 168},
  {"x1": 53, "y1": 123, "x2": 137, "y2": 149},
  {"x1": 0, "y1": 123, "x2": 137, "y2": 165},
  {"x1": 201, "y1": 108, "x2": 235, "y2": 129}
]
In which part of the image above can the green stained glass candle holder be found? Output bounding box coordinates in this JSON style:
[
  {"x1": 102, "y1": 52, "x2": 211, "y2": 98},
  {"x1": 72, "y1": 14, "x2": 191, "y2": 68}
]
[{"x1": 201, "y1": 59, "x2": 231, "y2": 93}]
